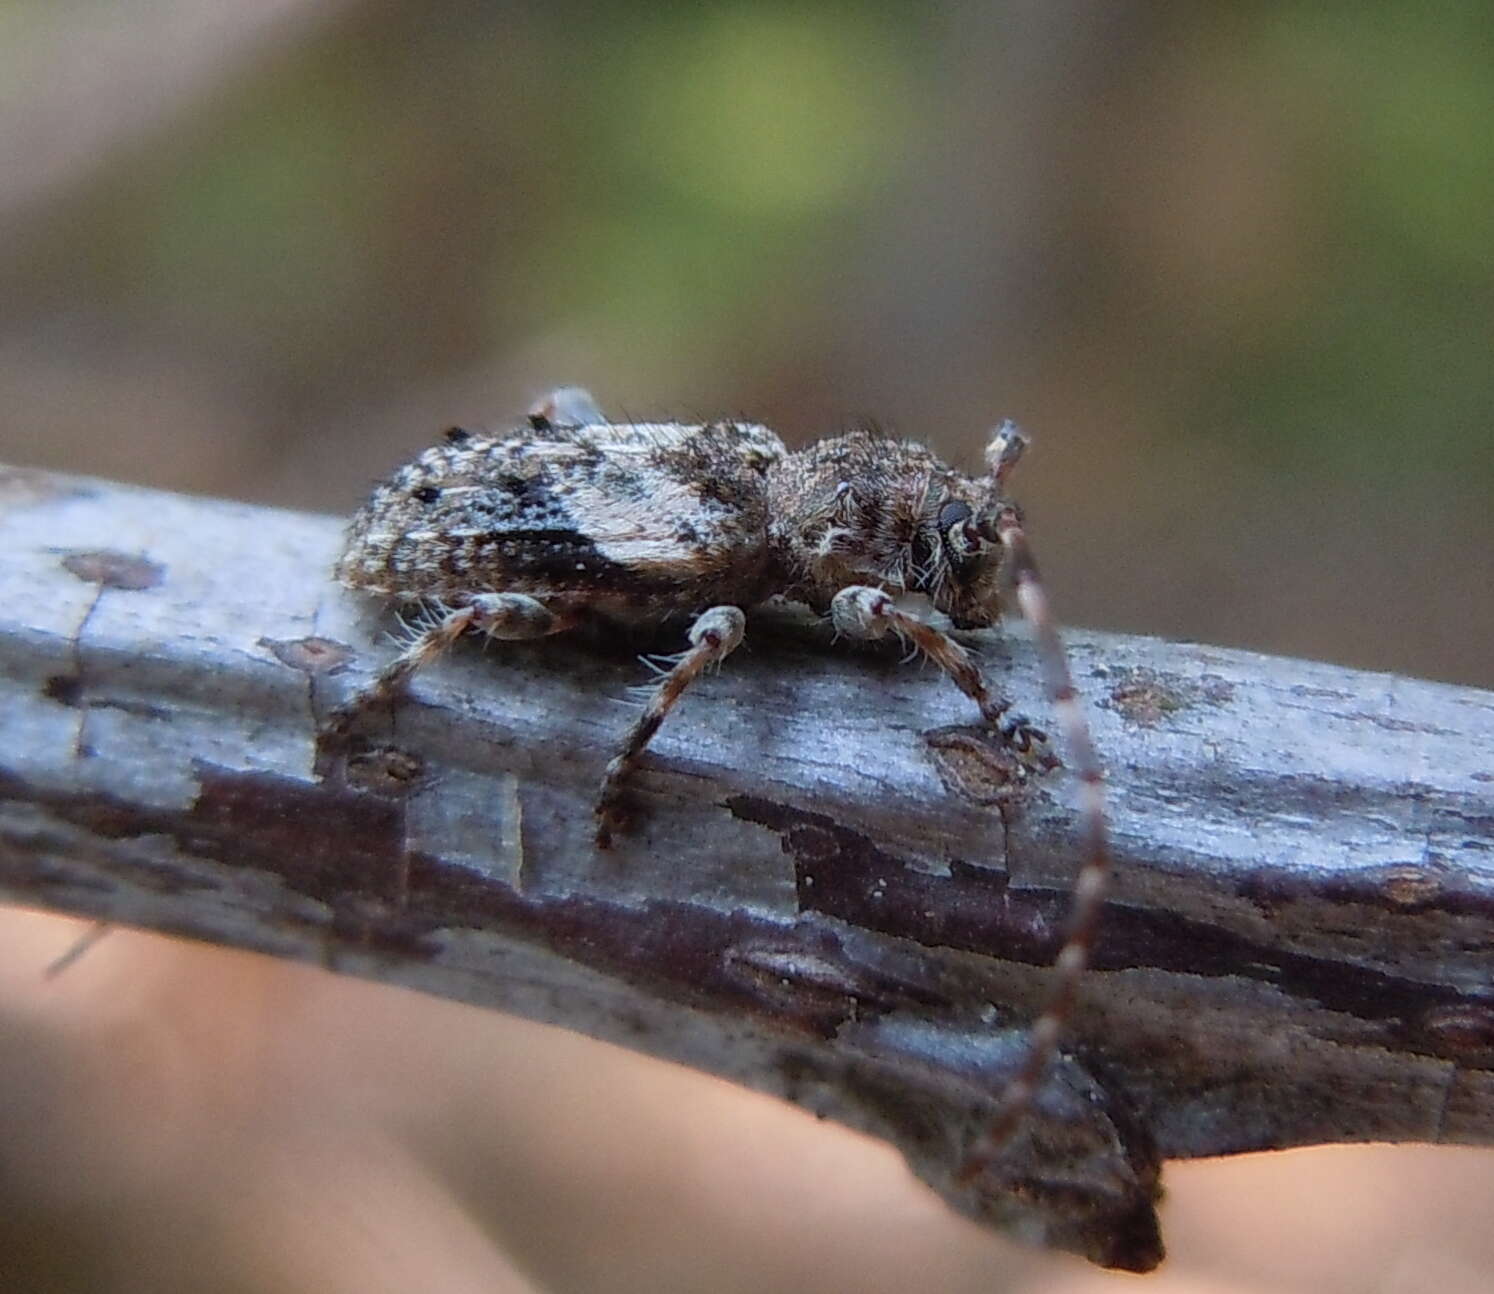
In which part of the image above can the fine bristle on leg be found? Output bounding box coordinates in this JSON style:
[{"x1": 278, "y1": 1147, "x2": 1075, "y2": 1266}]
[
  {"x1": 956, "y1": 508, "x2": 1111, "y2": 1184},
  {"x1": 595, "y1": 605, "x2": 746, "y2": 848},
  {"x1": 323, "y1": 604, "x2": 480, "y2": 742}
]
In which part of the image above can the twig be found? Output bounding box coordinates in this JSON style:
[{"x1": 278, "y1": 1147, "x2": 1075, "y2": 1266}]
[{"x1": 0, "y1": 465, "x2": 1490, "y2": 1271}]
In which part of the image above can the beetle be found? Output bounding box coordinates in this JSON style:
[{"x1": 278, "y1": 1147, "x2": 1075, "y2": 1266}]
[{"x1": 330, "y1": 388, "x2": 1110, "y2": 1174}]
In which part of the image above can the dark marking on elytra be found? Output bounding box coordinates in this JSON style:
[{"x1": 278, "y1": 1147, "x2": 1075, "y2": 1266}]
[{"x1": 471, "y1": 527, "x2": 633, "y2": 589}]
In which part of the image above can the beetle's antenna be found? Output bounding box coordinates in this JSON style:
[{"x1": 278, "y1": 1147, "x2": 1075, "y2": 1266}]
[
  {"x1": 958, "y1": 428, "x2": 1111, "y2": 1184},
  {"x1": 986, "y1": 418, "x2": 1026, "y2": 487}
]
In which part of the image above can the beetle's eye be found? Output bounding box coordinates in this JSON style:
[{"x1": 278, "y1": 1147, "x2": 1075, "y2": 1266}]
[
  {"x1": 938, "y1": 499, "x2": 973, "y2": 530},
  {"x1": 412, "y1": 485, "x2": 441, "y2": 504}
]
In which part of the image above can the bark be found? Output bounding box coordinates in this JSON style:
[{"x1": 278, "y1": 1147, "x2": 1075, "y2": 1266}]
[{"x1": 0, "y1": 464, "x2": 1490, "y2": 1271}]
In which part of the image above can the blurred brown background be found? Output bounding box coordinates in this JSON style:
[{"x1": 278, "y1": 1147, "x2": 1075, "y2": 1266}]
[{"x1": 1, "y1": 1, "x2": 1490, "y2": 1291}]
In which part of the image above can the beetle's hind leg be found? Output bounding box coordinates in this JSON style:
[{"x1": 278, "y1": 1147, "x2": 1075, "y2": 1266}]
[
  {"x1": 829, "y1": 585, "x2": 1055, "y2": 768},
  {"x1": 595, "y1": 605, "x2": 746, "y2": 848},
  {"x1": 325, "y1": 593, "x2": 572, "y2": 742}
]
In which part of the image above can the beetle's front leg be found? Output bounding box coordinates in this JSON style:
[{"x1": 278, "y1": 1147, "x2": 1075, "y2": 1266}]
[{"x1": 830, "y1": 585, "x2": 1055, "y2": 768}]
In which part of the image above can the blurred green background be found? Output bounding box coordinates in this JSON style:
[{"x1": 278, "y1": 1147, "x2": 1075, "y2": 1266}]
[
  {"x1": 2, "y1": 0, "x2": 1490, "y2": 683},
  {"x1": 1, "y1": 3, "x2": 1491, "y2": 1293}
]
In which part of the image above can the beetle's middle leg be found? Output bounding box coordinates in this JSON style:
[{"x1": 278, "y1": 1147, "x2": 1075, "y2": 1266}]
[
  {"x1": 830, "y1": 585, "x2": 1054, "y2": 767},
  {"x1": 595, "y1": 605, "x2": 746, "y2": 848}
]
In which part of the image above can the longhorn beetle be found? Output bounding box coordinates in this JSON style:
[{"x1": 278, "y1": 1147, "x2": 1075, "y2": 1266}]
[{"x1": 330, "y1": 387, "x2": 1110, "y2": 1175}]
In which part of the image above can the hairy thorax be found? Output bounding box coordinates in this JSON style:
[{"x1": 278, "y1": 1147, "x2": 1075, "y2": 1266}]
[{"x1": 766, "y1": 430, "x2": 1006, "y2": 628}]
